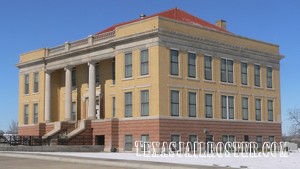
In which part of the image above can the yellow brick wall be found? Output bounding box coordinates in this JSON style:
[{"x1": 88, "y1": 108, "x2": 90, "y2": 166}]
[
  {"x1": 20, "y1": 49, "x2": 45, "y2": 63},
  {"x1": 158, "y1": 46, "x2": 281, "y2": 122},
  {"x1": 18, "y1": 69, "x2": 45, "y2": 125}
]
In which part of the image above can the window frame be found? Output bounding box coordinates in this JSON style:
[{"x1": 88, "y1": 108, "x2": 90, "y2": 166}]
[
  {"x1": 204, "y1": 55, "x2": 212, "y2": 80},
  {"x1": 255, "y1": 98, "x2": 262, "y2": 121},
  {"x1": 24, "y1": 104, "x2": 29, "y2": 125},
  {"x1": 188, "y1": 135, "x2": 198, "y2": 151},
  {"x1": 33, "y1": 103, "x2": 38, "y2": 124},
  {"x1": 170, "y1": 90, "x2": 180, "y2": 116},
  {"x1": 188, "y1": 92, "x2": 197, "y2": 117},
  {"x1": 256, "y1": 136, "x2": 263, "y2": 150},
  {"x1": 33, "y1": 72, "x2": 39, "y2": 93},
  {"x1": 140, "y1": 49, "x2": 149, "y2": 76},
  {"x1": 24, "y1": 74, "x2": 29, "y2": 95},
  {"x1": 125, "y1": 52, "x2": 133, "y2": 78},
  {"x1": 268, "y1": 100, "x2": 274, "y2": 122},
  {"x1": 267, "y1": 66, "x2": 273, "y2": 88},
  {"x1": 205, "y1": 93, "x2": 213, "y2": 118},
  {"x1": 112, "y1": 59, "x2": 116, "y2": 85},
  {"x1": 170, "y1": 49, "x2": 179, "y2": 76},
  {"x1": 112, "y1": 97, "x2": 116, "y2": 117},
  {"x1": 141, "y1": 134, "x2": 150, "y2": 151},
  {"x1": 140, "y1": 90, "x2": 149, "y2": 116},
  {"x1": 241, "y1": 62, "x2": 248, "y2": 85},
  {"x1": 71, "y1": 102, "x2": 76, "y2": 121},
  {"x1": 124, "y1": 135, "x2": 133, "y2": 151},
  {"x1": 221, "y1": 95, "x2": 235, "y2": 119},
  {"x1": 242, "y1": 97, "x2": 249, "y2": 120},
  {"x1": 124, "y1": 92, "x2": 133, "y2": 117},
  {"x1": 220, "y1": 58, "x2": 234, "y2": 83},
  {"x1": 171, "y1": 134, "x2": 180, "y2": 151},
  {"x1": 254, "y1": 64, "x2": 261, "y2": 87},
  {"x1": 188, "y1": 52, "x2": 196, "y2": 78}
]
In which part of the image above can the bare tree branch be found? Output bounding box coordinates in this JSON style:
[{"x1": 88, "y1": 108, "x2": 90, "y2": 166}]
[
  {"x1": 288, "y1": 108, "x2": 300, "y2": 136},
  {"x1": 6, "y1": 120, "x2": 18, "y2": 134}
]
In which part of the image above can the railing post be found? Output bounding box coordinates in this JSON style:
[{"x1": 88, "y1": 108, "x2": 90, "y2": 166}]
[
  {"x1": 88, "y1": 35, "x2": 94, "y2": 46},
  {"x1": 64, "y1": 42, "x2": 70, "y2": 52},
  {"x1": 45, "y1": 48, "x2": 49, "y2": 57}
]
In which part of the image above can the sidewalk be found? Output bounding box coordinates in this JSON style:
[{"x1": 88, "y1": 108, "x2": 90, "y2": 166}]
[{"x1": 0, "y1": 152, "x2": 226, "y2": 169}]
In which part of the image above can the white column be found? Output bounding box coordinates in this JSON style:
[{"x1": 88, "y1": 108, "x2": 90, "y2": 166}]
[
  {"x1": 88, "y1": 62, "x2": 96, "y2": 119},
  {"x1": 45, "y1": 71, "x2": 51, "y2": 123},
  {"x1": 65, "y1": 66, "x2": 72, "y2": 121}
]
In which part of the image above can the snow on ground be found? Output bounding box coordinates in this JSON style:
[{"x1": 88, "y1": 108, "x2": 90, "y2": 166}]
[{"x1": 18, "y1": 151, "x2": 300, "y2": 169}]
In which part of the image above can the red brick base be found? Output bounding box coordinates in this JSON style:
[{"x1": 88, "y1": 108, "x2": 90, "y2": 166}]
[{"x1": 18, "y1": 118, "x2": 282, "y2": 152}]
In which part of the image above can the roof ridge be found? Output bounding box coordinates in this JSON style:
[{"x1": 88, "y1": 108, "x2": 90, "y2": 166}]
[{"x1": 95, "y1": 8, "x2": 230, "y2": 35}]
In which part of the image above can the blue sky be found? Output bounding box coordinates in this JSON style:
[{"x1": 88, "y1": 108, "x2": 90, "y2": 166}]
[{"x1": 0, "y1": 0, "x2": 299, "y2": 134}]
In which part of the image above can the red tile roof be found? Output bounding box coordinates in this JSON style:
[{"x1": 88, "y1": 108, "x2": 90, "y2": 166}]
[{"x1": 95, "y1": 8, "x2": 230, "y2": 35}]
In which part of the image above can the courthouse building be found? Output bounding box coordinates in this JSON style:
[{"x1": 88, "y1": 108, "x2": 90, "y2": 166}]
[{"x1": 17, "y1": 8, "x2": 284, "y2": 151}]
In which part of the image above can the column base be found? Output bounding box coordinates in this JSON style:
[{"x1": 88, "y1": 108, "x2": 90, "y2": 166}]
[
  {"x1": 87, "y1": 116, "x2": 96, "y2": 120},
  {"x1": 45, "y1": 120, "x2": 51, "y2": 123},
  {"x1": 64, "y1": 118, "x2": 72, "y2": 122}
]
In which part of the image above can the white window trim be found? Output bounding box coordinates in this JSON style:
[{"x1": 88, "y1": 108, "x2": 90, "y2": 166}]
[
  {"x1": 188, "y1": 91, "x2": 197, "y2": 118},
  {"x1": 221, "y1": 95, "x2": 235, "y2": 120},
  {"x1": 220, "y1": 57, "x2": 234, "y2": 84},
  {"x1": 170, "y1": 89, "x2": 180, "y2": 117}
]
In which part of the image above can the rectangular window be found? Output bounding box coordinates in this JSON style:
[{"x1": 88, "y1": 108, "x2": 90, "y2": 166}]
[
  {"x1": 125, "y1": 135, "x2": 133, "y2": 151},
  {"x1": 205, "y1": 94, "x2": 213, "y2": 118},
  {"x1": 254, "y1": 65, "x2": 260, "y2": 87},
  {"x1": 242, "y1": 97, "x2": 249, "y2": 120},
  {"x1": 125, "y1": 53, "x2": 132, "y2": 78},
  {"x1": 256, "y1": 136, "x2": 263, "y2": 150},
  {"x1": 171, "y1": 135, "x2": 180, "y2": 151},
  {"x1": 267, "y1": 67, "x2": 273, "y2": 88},
  {"x1": 72, "y1": 67, "x2": 76, "y2": 88},
  {"x1": 241, "y1": 62, "x2": 248, "y2": 85},
  {"x1": 24, "y1": 74, "x2": 29, "y2": 94},
  {"x1": 141, "y1": 134, "x2": 150, "y2": 151},
  {"x1": 34, "y1": 72, "x2": 39, "y2": 93},
  {"x1": 141, "y1": 90, "x2": 149, "y2": 116},
  {"x1": 95, "y1": 63, "x2": 100, "y2": 85},
  {"x1": 112, "y1": 59, "x2": 115, "y2": 84},
  {"x1": 221, "y1": 59, "x2": 233, "y2": 83},
  {"x1": 188, "y1": 53, "x2": 196, "y2": 78},
  {"x1": 255, "y1": 99, "x2": 261, "y2": 121},
  {"x1": 24, "y1": 104, "x2": 29, "y2": 124},
  {"x1": 222, "y1": 96, "x2": 234, "y2": 119},
  {"x1": 244, "y1": 135, "x2": 249, "y2": 142},
  {"x1": 222, "y1": 135, "x2": 235, "y2": 143},
  {"x1": 269, "y1": 136, "x2": 275, "y2": 143},
  {"x1": 189, "y1": 135, "x2": 198, "y2": 151},
  {"x1": 125, "y1": 92, "x2": 132, "y2": 117},
  {"x1": 140, "y1": 49, "x2": 149, "y2": 76},
  {"x1": 268, "y1": 100, "x2": 274, "y2": 121},
  {"x1": 188, "y1": 92, "x2": 197, "y2": 117},
  {"x1": 171, "y1": 90, "x2": 179, "y2": 116},
  {"x1": 71, "y1": 102, "x2": 76, "y2": 121},
  {"x1": 204, "y1": 55, "x2": 212, "y2": 80},
  {"x1": 170, "y1": 49, "x2": 179, "y2": 76},
  {"x1": 33, "y1": 103, "x2": 38, "y2": 124},
  {"x1": 112, "y1": 97, "x2": 116, "y2": 117}
]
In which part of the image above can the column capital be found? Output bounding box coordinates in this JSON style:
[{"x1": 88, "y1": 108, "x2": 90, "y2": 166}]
[
  {"x1": 64, "y1": 65, "x2": 74, "y2": 71},
  {"x1": 88, "y1": 61, "x2": 97, "y2": 66},
  {"x1": 44, "y1": 69, "x2": 53, "y2": 74}
]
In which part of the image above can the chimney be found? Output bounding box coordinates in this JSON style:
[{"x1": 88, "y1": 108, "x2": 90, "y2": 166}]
[
  {"x1": 216, "y1": 20, "x2": 226, "y2": 29},
  {"x1": 140, "y1": 13, "x2": 146, "y2": 19}
]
